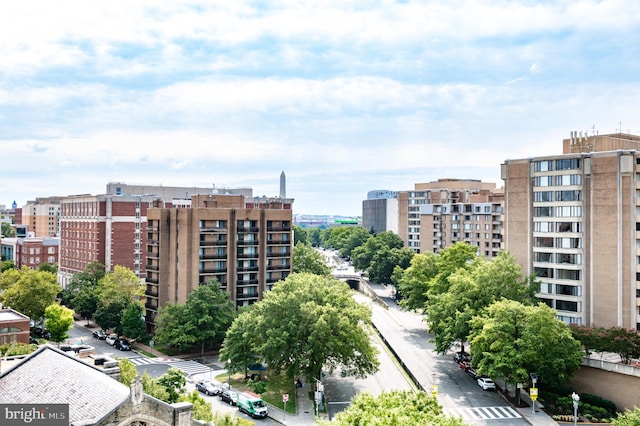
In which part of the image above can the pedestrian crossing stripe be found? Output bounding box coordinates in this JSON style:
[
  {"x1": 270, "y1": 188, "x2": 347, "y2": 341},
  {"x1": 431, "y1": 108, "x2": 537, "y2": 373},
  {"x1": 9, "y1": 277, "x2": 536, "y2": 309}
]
[
  {"x1": 444, "y1": 406, "x2": 522, "y2": 421},
  {"x1": 129, "y1": 357, "x2": 156, "y2": 365},
  {"x1": 128, "y1": 357, "x2": 212, "y2": 376}
]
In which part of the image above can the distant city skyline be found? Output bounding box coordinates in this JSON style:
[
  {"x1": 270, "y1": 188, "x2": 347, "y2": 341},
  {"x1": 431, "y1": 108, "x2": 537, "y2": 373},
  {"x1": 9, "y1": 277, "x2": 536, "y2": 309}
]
[{"x1": 1, "y1": 1, "x2": 639, "y2": 216}]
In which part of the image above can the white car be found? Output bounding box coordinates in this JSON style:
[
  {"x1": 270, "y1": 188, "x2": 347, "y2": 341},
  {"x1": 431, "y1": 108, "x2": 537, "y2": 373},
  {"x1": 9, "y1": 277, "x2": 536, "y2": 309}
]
[
  {"x1": 105, "y1": 334, "x2": 117, "y2": 346},
  {"x1": 477, "y1": 377, "x2": 496, "y2": 391}
]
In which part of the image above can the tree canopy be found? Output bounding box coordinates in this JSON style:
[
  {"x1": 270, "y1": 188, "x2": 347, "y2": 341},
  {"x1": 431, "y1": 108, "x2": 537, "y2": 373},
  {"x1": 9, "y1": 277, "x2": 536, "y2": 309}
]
[
  {"x1": 44, "y1": 304, "x2": 75, "y2": 344},
  {"x1": 469, "y1": 300, "x2": 583, "y2": 393},
  {"x1": 93, "y1": 265, "x2": 143, "y2": 333},
  {"x1": 292, "y1": 243, "x2": 332, "y2": 276},
  {"x1": 351, "y1": 231, "x2": 404, "y2": 276},
  {"x1": 321, "y1": 390, "x2": 465, "y2": 426},
  {"x1": 0, "y1": 266, "x2": 61, "y2": 320},
  {"x1": 426, "y1": 251, "x2": 539, "y2": 353},
  {"x1": 154, "y1": 281, "x2": 236, "y2": 357},
  {"x1": 221, "y1": 272, "x2": 379, "y2": 382}
]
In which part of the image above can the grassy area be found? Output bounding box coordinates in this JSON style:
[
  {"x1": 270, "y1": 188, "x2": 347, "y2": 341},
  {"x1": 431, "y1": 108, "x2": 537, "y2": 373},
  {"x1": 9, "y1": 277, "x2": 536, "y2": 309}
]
[
  {"x1": 135, "y1": 348, "x2": 157, "y2": 358},
  {"x1": 215, "y1": 370, "x2": 299, "y2": 414}
]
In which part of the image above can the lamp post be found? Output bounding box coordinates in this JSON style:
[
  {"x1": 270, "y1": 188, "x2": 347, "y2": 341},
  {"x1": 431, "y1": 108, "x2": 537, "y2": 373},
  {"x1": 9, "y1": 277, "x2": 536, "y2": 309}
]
[
  {"x1": 572, "y1": 392, "x2": 580, "y2": 426},
  {"x1": 227, "y1": 359, "x2": 231, "y2": 388},
  {"x1": 530, "y1": 373, "x2": 538, "y2": 415}
]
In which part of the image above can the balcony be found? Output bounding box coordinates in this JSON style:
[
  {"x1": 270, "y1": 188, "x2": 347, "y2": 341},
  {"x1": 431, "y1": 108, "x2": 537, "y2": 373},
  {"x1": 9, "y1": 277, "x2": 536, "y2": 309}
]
[
  {"x1": 146, "y1": 264, "x2": 159, "y2": 271},
  {"x1": 236, "y1": 279, "x2": 259, "y2": 285},
  {"x1": 237, "y1": 226, "x2": 259, "y2": 233},
  {"x1": 146, "y1": 277, "x2": 159, "y2": 284},
  {"x1": 237, "y1": 266, "x2": 259, "y2": 272},
  {"x1": 200, "y1": 227, "x2": 227, "y2": 233},
  {"x1": 199, "y1": 240, "x2": 227, "y2": 246},
  {"x1": 145, "y1": 302, "x2": 158, "y2": 311},
  {"x1": 200, "y1": 253, "x2": 227, "y2": 260},
  {"x1": 267, "y1": 264, "x2": 290, "y2": 270},
  {"x1": 237, "y1": 253, "x2": 259, "y2": 259},
  {"x1": 237, "y1": 240, "x2": 259, "y2": 246},
  {"x1": 267, "y1": 226, "x2": 291, "y2": 232},
  {"x1": 200, "y1": 268, "x2": 228, "y2": 274}
]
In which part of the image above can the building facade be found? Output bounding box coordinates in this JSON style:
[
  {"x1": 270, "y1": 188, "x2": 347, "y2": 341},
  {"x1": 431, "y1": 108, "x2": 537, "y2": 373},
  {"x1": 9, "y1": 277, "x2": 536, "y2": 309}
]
[
  {"x1": 502, "y1": 132, "x2": 640, "y2": 329},
  {"x1": 58, "y1": 194, "x2": 170, "y2": 287},
  {"x1": 363, "y1": 179, "x2": 504, "y2": 256},
  {"x1": 20, "y1": 197, "x2": 64, "y2": 237},
  {"x1": 0, "y1": 237, "x2": 59, "y2": 269},
  {"x1": 145, "y1": 194, "x2": 293, "y2": 331},
  {"x1": 0, "y1": 308, "x2": 30, "y2": 345},
  {"x1": 362, "y1": 190, "x2": 399, "y2": 235}
]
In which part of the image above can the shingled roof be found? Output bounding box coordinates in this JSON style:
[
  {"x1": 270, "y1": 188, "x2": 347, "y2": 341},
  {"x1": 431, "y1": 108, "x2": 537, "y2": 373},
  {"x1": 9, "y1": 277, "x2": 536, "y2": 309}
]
[{"x1": 0, "y1": 345, "x2": 129, "y2": 425}]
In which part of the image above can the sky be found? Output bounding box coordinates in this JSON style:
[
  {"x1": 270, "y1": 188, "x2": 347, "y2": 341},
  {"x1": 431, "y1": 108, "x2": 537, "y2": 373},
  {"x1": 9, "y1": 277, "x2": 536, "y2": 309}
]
[{"x1": 1, "y1": 1, "x2": 639, "y2": 217}]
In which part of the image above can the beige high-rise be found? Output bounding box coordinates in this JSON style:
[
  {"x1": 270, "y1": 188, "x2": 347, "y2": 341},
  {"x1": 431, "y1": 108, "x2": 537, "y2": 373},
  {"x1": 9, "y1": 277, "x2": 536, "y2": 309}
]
[
  {"x1": 145, "y1": 194, "x2": 292, "y2": 331},
  {"x1": 502, "y1": 132, "x2": 640, "y2": 329}
]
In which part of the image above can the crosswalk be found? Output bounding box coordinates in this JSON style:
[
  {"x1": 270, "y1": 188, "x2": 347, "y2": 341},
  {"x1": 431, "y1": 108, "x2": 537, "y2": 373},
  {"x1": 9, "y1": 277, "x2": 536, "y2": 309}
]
[
  {"x1": 128, "y1": 357, "x2": 212, "y2": 376},
  {"x1": 445, "y1": 406, "x2": 522, "y2": 422}
]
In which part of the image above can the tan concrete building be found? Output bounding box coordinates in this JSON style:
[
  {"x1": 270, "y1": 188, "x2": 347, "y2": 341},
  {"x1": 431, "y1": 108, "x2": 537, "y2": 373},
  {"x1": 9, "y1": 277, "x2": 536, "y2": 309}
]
[
  {"x1": 21, "y1": 196, "x2": 64, "y2": 237},
  {"x1": 502, "y1": 132, "x2": 640, "y2": 329},
  {"x1": 145, "y1": 194, "x2": 293, "y2": 330}
]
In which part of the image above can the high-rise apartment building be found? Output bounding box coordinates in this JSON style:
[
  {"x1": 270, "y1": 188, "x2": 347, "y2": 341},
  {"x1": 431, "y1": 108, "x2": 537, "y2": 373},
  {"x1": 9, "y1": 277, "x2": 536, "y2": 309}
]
[
  {"x1": 20, "y1": 197, "x2": 64, "y2": 237},
  {"x1": 144, "y1": 194, "x2": 293, "y2": 331},
  {"x1": 58, "y1": 194, "x2": 169, "y2": 287},
  {"x1": 502, "y1": 132, "x2": 640, "y2": 329},
  {"x1": 363, "y1": 179, "x2": 504, "y2": 257}
]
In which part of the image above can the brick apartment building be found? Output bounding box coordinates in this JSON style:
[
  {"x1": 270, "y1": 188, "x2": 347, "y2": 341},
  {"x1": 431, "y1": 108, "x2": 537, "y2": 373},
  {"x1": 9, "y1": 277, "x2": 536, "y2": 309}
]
[
  {"x1": 0, "y1": 237, "x2": 59, "y2": 269},
  {"x1": 502, "y1": 132, "x2": 640, "y2": 329},
  {"x1": 0, "y1": 308, "x2": 30, "y2": 345},
  {"x1": 57, "y1": 194, "x2": 170, "y2": 287},
  {"x1": 145, "y1": 193, "x2": 293, "y2": 331}
]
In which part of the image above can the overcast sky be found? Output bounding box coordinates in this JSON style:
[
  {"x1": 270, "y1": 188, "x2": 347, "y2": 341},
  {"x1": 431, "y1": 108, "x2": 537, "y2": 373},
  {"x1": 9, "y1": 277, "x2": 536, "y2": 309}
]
[{"x1": 2, "y1": 1, "x2": 639, "y2": 216}]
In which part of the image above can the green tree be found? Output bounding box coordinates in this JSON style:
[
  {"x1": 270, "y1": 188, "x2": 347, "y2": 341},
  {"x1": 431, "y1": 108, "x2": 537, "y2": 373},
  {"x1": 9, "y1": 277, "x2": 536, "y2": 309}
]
[
  {"x1": 427, "y1": 242, "x2": 478, "y2": 297},
  {"x1": 94, "y1": 297, "x2": 130, "y2": 335},
  {"x1": 141, "y1": 370, "x2": 169, "y2": 402},
  {"x1": 157, "y1": 367, "x2": 186, "y2": 403},
  {"x1": 121, "y1": 303, "x2": 146, "y2": 341},
  {"x1": 469, "y1": 300, "x2": 583, "y2": 403},
  {"x1": 179, "y1": 391, "x2": 213, "y2": 422},
  {"x1": 569, "y1": 324, "x2": 606, "y2": 356},
  {"x1": 154, "y1": 302, "x2": 191, "y2": 349},
  {"x1": 292, "y1": 243, "x2": 332, "y2": 276},
  {"x1": 44, "y1": 304, "x2": 75, "y2": 345},
  {"x1": 219, "y1": 311, "x2": 262, "y2": 379},
  {"x1": 94, "y1": 265, "x2": 142, "y2": 334},
  {"x1": 367, "y1": 246, "x2": 414, "y2": 284},
  {"x1": 341, "y1": 226, "x2": 372, "y2": 258},
  {"x1": 426, "y1": 252, "x2": 539, "y2": 354},
  {"x1": 322, "y1": 390, "x2": 465, "y2": 426},
  {"x1": 118, "y1": 358, "x2": 138, "y2": 387},
  {"x1": 97, "y1": 265, "x2": 144, "y2": 304},
  {"x1": 0, "y1": 266, "x2": 61, "y2": 320},
  {"x1": 307, "y1": 227, "x2": 322, "y2": 247},
  {"x1": 293, "y1": 224, "x2": 308, "y2": 246},
  {"x1": 60, "y1": 262, "x2": 104, "y2": 321},
  {"x1": 612, "y1": 407, "x2": 640, "y2": 426},
  {"x1": 1, "y1": 222, "x2": 16, "y2": 237},
  {"x1": 154, "y1": 281, "x2": 235, "y2": 358},
  {"x1": 1, "y1": 260, "x2": 16, "y2": 272},
  {"x1": 351, "y1": 231, "x2": 404, "y2": 273},
  {"x1": 225, "y1": 272, "x2": 379, "y2": 382},
  {"x1": 211, "y1": 412, "x2": 254, "y2": 426},
  {"x1": 38, "y1": 263, "x2": 57, "y2": 274},
  {"x1": 396, "y1": 252, "x2": 438, "y2": 310}
]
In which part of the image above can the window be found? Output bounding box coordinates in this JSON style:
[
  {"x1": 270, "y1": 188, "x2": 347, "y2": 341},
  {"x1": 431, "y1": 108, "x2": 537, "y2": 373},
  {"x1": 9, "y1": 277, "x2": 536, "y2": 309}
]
[
  {"x1": 556, "y1": 237, "x2": 581, "y2": 248},
  {"x1": 557, "y1": 222, "x2": 580, "y2": 233},
  {"x1": 534, "y1": 267, "x2": 553, "y2": 278},
  {"x1": 534, "y1": 222, "x2": 553, "y2": 232},
  {"x1": 556, "y1": 284, "x2": 581, "y2": 296},
  {"x1": 534, "y1": 207, "x2": 553, "y2": 217},
  {"x1": 534, "y1": 160, "x2": 553, "y2": 172},
  {"x1": 535, "y1": 252, "x2": 553, "y2": 263},
  {"x1": 556, "y1": 253, "x2": 581, "y2": 265},
  {"x1": 556, "y1": 190, "x2": 581, "y2": 202},
  {"x1": 534, "y1": 176, "x2": 553, "y2": 187},
  {"x1": 556, "y1": 300, "x2": 579, "y2": 312},
  {"x1": 534, "y1": 237, "x2": 554, "y2": 248},
  {"x1": 556, "y1": 158, "x2": 581, "y2": 170},
  {"x1": 556, "y1": 206, "x2": 582, "y2": 217},
  {"x1": 556, "y1": 174, "x2": 582, "y2": 186}
]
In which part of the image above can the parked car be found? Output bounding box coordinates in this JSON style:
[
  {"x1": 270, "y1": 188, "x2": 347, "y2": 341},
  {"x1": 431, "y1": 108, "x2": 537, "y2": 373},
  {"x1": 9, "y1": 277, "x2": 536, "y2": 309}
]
[
  {"x1": 477, "y1": 377, "x2": 496, "y2": 391},
  {"x1": 92, "y1": 329, "x2": 107, "y2": 340},
  {"x1": 467, "y1": 368, "x2": 477, "y2": 379},
  {"x1": 114, "y1": 338, "x2": 132, "y2": 351},
  {"x1": 29, "y1": 336, "x2": 39, "y2": 344},
  {"x1": 195, "y1": 380, "x2": 223, "y2": 396},
  {"x1": 32, "y1": 325, "x2": 51, "y2": 340},
  {"x1": 105, "y1": 334, "x2": 118, "y2": 346},
  {"x1": 219, "y1": 389, "x2": 238, "y2": 406}
]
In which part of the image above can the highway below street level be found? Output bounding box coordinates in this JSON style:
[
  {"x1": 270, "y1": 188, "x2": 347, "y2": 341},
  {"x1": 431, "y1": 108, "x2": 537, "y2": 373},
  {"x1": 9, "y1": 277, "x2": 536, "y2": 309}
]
[{"x1": 352, "y1": 284, "x2": 531, "y2": 425}]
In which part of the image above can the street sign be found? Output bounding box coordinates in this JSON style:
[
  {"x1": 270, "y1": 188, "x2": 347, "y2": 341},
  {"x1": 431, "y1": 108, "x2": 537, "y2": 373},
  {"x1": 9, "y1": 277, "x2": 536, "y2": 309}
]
[
  {"x1": 530, "y1": 388, "x2": 538, "y2": 401},
  {"x1": 431, "y1": 385, "x2": 438, "y2": 396},
  {"x1": 282, "y1": 394, "x2": 289, "y2": 403}
]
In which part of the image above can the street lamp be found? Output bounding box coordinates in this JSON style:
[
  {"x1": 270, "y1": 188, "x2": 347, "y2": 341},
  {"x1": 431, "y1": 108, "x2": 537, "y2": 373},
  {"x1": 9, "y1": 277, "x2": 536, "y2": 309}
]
[
  {"x1": 572, "y1": 392, "x2": 580, "y2": 426},
  {"x1": 530, "y1": 373, "x2": 538, "y2": 415},
  {"x1": 227, "y1": 359, "x2": 231, "y2": 388}
]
